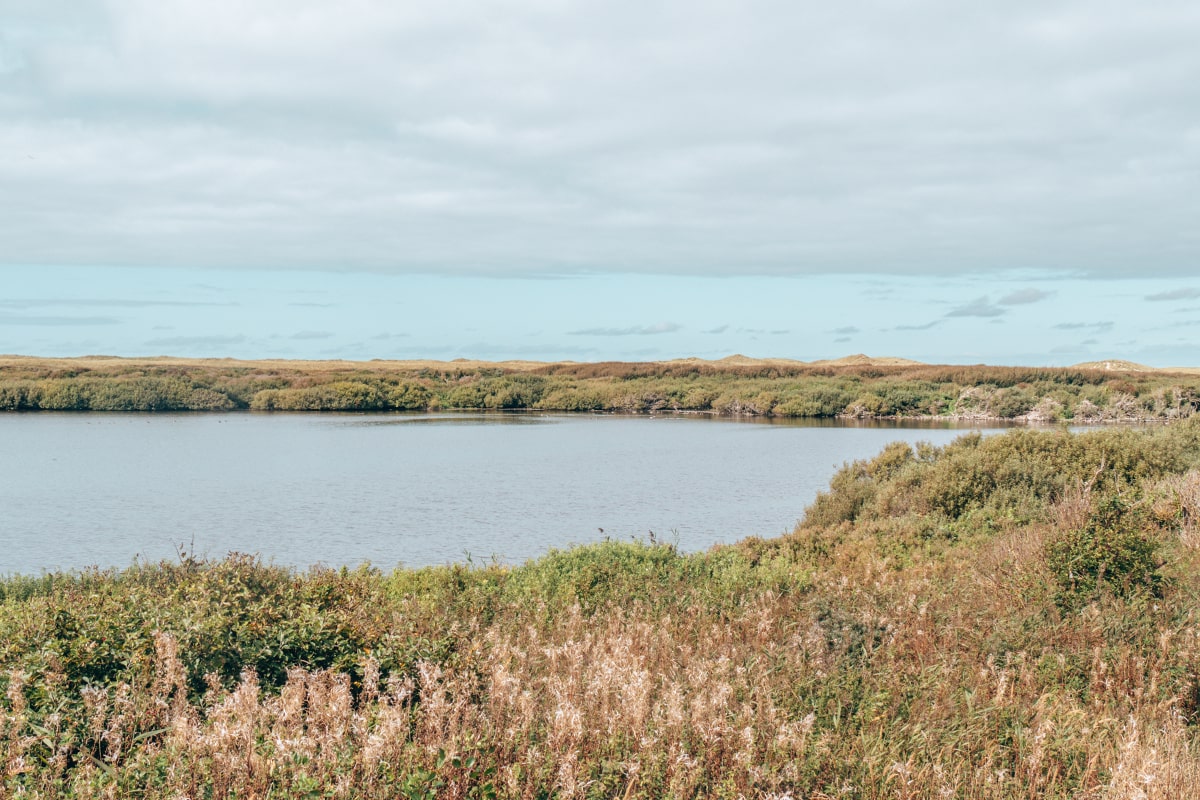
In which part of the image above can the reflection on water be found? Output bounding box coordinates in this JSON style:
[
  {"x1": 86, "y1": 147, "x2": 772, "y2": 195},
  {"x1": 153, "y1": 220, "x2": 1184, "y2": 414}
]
[
  {"x1": 340, "y1": 413, "x2": 561, "y2": 427},
  {"x1": 337, "y1": 410, "x2": 1040, "y2": 429},
  {"x1": 1, "y1": 412, "x2": 1021, "y2": 575}
]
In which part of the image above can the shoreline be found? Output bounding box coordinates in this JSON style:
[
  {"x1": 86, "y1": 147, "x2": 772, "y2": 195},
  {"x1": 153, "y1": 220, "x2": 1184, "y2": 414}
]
[
  {"x1": 4, "y1": 355, "x2": 1200, "y2": 421},
  {"x1": 0, "y1": 405, "x2": 1183, "y2": 424}
]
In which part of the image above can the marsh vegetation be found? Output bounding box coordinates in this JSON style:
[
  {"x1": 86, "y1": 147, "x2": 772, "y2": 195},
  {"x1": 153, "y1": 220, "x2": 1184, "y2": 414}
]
[
  {"x1": 6, "y1": 422, "x2": 1200, "y2": 796},
  {"x1": 2, "y1": 357, "x2": 1199, "y2": 421}
]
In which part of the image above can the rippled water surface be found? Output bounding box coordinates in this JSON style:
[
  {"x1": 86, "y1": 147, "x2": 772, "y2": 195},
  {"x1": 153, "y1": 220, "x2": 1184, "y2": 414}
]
[{"x1": 0, "y1": 413, "x2": 1016, "y2": 574}]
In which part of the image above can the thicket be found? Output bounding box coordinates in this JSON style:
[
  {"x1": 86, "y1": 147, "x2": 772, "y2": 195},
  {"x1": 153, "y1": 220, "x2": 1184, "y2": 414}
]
[
  {"x1": 3, "y1": 360, "x2": 1200, "y2": 420},
  {"x1": 7, "y1": 422, "x2": 1200, "y2": 796}
]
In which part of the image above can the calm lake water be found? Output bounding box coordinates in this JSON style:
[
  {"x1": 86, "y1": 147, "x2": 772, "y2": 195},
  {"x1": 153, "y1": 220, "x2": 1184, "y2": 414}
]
[{"x1": 0, "y1": 413, "x2": 1020, "y2": 575}]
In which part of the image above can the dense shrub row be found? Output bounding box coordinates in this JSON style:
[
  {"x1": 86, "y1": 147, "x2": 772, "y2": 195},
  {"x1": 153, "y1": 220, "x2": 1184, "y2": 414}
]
[{"x1": 3, "y1": 360, "x2": 1200, "y2": 419}]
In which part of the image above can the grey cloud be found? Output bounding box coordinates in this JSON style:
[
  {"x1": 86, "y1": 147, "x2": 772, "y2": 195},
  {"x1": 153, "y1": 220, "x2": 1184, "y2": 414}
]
[
  {"x1": 998, "y1": 288, "x2": 1053, "y2": 305},
  {"x1": 701, "y1": 325, "x2": 729, "y2": 334},
  {"x1": 1053, "y1": 321, "x2": 1114, "y2": 332},
  {"x1": 289, "y1": 302, "x2": 336, "y2": 308},
  {"x1": 1146, "y1": 288, "x2": 1200, "y2": 301},
  {"x1": 3, "y1": 3, "x2": 1200, "y2": 278},
  {"x1": 946, "y1": 297, "x2": 1006, "y2": 318},
  {"x1": 0, "y1": 298, "x2": 234, "y2": 309},
  {"x1": 0, "y1": 312, "x2": 119, "y2": 326},
  {"x1": 371, "y1": 332, "x2": 411, "y2": 340},
  {"x1": 831, "y1": 326, "x2": 860, "y2": 334},
  {"x1": 834, "y1": 336, "x2": 851, "y2": 343},
  {"x1": 893, "y1": 320, "x2": 944, "y2": 331},
  {"x1": 290, "y1": 330, "x2": 334, "y2": 340},
  {"x1": 568, "y1": 322, "x2": 682, "y2": 336}
]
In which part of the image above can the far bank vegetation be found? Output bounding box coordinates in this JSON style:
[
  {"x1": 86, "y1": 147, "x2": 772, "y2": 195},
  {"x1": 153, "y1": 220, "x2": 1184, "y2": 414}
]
[{"x1": 1, "y1": 359, "x2": 1199, "y2": 421}]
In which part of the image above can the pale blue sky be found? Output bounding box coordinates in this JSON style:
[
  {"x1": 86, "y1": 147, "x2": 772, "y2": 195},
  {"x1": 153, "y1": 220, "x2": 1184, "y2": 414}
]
[
  {"x1": 4, "y1": 266, "x2": 1200, "y2": 367},
  {"x1": 2, "y1": 2, "x2": 1199, "y2": 365}
]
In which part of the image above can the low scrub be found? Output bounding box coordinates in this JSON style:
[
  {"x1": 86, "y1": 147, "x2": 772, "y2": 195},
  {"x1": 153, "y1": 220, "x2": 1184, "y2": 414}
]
[{"x1": 5, "y1": 360, "x2": 1200, "y2": 420}]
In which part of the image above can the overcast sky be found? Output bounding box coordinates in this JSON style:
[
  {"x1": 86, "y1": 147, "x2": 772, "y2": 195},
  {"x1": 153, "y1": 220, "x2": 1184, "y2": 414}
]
[{"x1": 2, "y1": 1, "x2": 1199, "y2": 364}]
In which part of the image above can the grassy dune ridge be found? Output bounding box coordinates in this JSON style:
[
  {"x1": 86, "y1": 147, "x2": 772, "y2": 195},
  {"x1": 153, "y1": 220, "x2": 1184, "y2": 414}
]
[
  {"x1": 6, "y1": 422, "x2": 1200, "y2": 796},
  {"x1": 3, "y1": 355, "x2": 1200, "y2": 420}
]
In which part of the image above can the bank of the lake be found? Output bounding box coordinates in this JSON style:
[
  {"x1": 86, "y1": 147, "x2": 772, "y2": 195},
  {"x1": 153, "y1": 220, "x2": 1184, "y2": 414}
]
[
  {"x1": 3, "y1": 355, "x2": 1200, "y2": 422},
  {"x1": 4, "y1": 420, "x2": 1200, "y2": 798}
]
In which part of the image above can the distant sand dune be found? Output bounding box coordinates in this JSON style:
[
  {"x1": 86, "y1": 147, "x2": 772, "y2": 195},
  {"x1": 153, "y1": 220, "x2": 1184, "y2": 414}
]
[{"x1": 1, "y1": 353, "x2": 1193, "y2": 373}]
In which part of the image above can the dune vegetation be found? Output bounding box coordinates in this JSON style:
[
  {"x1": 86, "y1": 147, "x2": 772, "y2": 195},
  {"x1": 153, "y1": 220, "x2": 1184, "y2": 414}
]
[
  {"x1": 6, "y1": 422, "x2": 1200, "y2": 796},
  {"x1": 2, "y1": 356, "x2": 1200, "y2": 421}
]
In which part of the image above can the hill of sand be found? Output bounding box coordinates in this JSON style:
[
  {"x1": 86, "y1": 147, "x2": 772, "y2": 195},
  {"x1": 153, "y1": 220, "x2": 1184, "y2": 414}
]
[
  {"x1": 1072, "y1": 360, "x2": 1156, "y2": 372},
  {"x1": 10, "y1": 354, "x2": 1197, "y2": 375},
  {"x1": 707, "y1": 354, "x2": 807, "y2": 367},
  {"x1": 0, "y1": 353, "x2": 925, "y2": 372},
  {"x1": 0, "y1": 354, "x2": 558, "y2": 373},
  {"x1": 809, "y1": 354, "x2": 926, "y2": 367}
]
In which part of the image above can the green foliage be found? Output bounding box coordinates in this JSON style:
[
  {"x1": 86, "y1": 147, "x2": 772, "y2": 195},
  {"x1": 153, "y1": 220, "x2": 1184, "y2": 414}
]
[
  {"x1": 442, "y1": 383, "x2": 489, "y2": 409},
  {"x1": 803, "y1": 442, "x2": 915, "y2": 527},
  {"x1": 0, "y1": 557, "x2": 424, "y2": 704},
  {"x1": 772, "y1": 384, "x2": 854, "y2": 416},
  {"x1": 535, "y1": 385, "x2": 606, "y2": 411},
  {"x1": 0, "y1": 375, "x2": 238, "y2": 411},
  {"x1": 6, "y1": 359, "x2": 1200, "y2": 418},
  {"x1": 251, "y1": 381, "x2": 389, "y2": 411},
  {"x1": 388, "y1": 381, "x2": 433, "y2": 410},
  {"x1": 1045, "y1": 495, "x2": 1163, "y2": 605},
  {"x1": 991, "y1": 387, "x2": 1036, "y2": 418},
  {"x1": 504, "y1": 540, "x2": 690, "y2": 613}
]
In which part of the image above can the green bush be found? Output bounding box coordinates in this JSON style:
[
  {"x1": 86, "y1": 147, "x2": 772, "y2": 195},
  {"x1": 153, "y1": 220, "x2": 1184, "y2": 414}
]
[
  {"x1": 0, "y1": 557, "x2": 426, "y2": 703},
  {"x1": 536, "y1": 387, "x2": 605, "y2": 411},
  {"x1": 503, "y1": 540, "x2": 686, "y2": 612},
  {"x1": 774, "y1": 385, "x2": 854, "y2": 417},
  {"x1": 1045, "y1": 495, "x2": 1162, "y2": 605},
  {"x1": 251, "y1": 381, "x2": 388, "y2": 411},
  {"x1": 0, "y1": 380, "x2": 35, "y2": 410},
  {"x1": 387, "y1": 381, "x2": 433, "y2": 410},
  {"x1": 799, "y1": 423, "x2": 1200, "y2": 531},
  {"x1": 991, "y1": 388, "x2": 1036, "y2": 418},
  {"x1": 443, "y1": 384, "x2": 489, "y2": 409}
]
